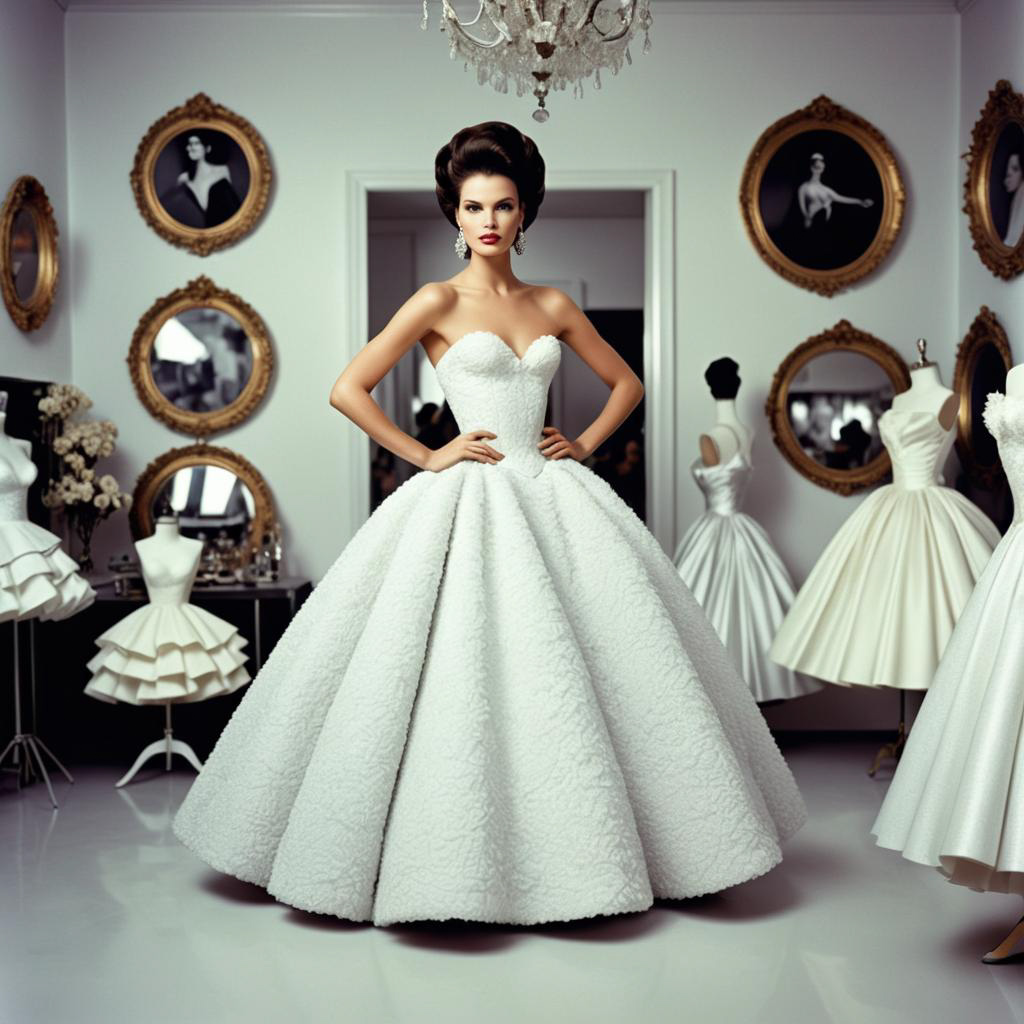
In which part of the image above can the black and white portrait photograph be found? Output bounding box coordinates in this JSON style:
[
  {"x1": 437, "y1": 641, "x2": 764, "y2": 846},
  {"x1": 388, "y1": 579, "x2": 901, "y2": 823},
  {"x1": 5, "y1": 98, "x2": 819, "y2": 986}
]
[
  {"x1": 987, "y1": 119, "x2": 1024, "y2": 248},
  {"x1": 759, "y1": 129, "x2": 884, "y2": 272},
  {"x1": 154, "y1": 129, "x2": 248, "y2": 230}
]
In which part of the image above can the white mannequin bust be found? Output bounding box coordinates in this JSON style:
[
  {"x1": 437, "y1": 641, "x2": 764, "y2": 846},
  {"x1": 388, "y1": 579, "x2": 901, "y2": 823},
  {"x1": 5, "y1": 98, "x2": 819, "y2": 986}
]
[
  {"x1": 698, "y1": 358, "x2": 754, "y2": 466},
  {"x1": 135, "y1": 514, "x2": 203, "y2": 581},
  {"x1": 0, "y1": 395, "x2": 34, "y2": 462},
  {"x1": 890, "y1": 339, "x2": 959, "y2": 430},
  {"x1": 1006, "y1": 362, "x2": 1024, "y2": 397}
]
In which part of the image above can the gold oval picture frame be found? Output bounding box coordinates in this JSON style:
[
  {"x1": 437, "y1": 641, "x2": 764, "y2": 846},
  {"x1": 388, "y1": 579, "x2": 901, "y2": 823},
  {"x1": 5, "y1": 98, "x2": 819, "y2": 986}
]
[
  {"x1": 130, "y1": 443, "x2": 274, "y2": 564},
  {"x1": 130, "y1": 93, "x2": 272, "y2": 256},
  {"x1": 0, "y1": 176, "x2": 59, "y2": 332},
  {"x1": 740, "y1": 96, "x2": 905, "y2": 297},
  {"x1": 964, "y1": 80, "x2": 1024, "y2": 280},
  {"x1": 765, "y1": 320, "x2": 911, "y2": 495},
  {"x1": 128, "y1": 275, "x2": 274, "y2": 438},
  {"x1": 953, "y1": 306, "x2": 1013, "y2": 490}
]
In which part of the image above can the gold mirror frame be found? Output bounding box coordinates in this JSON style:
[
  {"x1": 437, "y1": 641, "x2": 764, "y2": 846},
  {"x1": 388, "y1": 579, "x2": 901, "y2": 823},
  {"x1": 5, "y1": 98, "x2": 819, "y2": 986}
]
[
  {"x1": 130, "y1": 93, "x2": 272, "y2": 256},
  {"x1": 0, "y1": 176, "x2": 59, "y2": 331},
  {"x1": 130, "y1": 443, "x2": 274, "y2": 563},
  {"x1": 128, "y1": 275, "x2": 274, "y2": 437},
  {"x1": 765, "y1": 319, "x2": 912, "y2": 495},
  {"x1": 740, "y1": 96, "x2": 906, "y2": 297},
  {"x1": 964, "y1": 80, "x2": 1024, "y2": 280},
  {"x1": 953, "y1": 305, "x2": 1013, "y2": 489}
]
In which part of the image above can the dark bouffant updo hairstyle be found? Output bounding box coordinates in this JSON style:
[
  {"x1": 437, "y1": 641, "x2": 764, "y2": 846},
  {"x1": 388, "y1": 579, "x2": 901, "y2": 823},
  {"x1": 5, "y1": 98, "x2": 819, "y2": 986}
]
[
  {"x1": 435, "y1": 121, "x2": 546, "y2": 258},
  {"x1": 704, "y1": 357, "x2": 741, "y2": 399}
]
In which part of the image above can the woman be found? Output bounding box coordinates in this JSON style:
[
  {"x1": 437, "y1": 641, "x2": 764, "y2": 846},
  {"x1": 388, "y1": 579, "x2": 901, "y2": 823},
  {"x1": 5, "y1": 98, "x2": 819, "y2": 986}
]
[
  {"x1": 158, "y1": 131, "x2": 241, "y2": 229},
  {"x1": 1002, "y1": 151, "x2": 1024, "y2": 247},
  {"x1": 173, "y1": 121, "x2": 805, "y2": 926},
  {"x1": 798, "y1": 152, "x2": 874, "y2": 228}
]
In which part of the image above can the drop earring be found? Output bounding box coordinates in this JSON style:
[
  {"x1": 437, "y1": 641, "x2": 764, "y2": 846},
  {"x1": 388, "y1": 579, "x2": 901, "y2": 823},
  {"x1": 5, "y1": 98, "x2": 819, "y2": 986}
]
[
  {"x1": 454, "y1": 225, "x2": 468, "y2": 259},
  {"x1": 513, "y1": 226, "x2": 526, "y2": 256}
]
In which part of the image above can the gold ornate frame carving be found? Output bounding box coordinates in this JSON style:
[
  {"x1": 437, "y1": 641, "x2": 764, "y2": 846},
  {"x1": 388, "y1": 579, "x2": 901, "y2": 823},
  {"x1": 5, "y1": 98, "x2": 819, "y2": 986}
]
[
  {"x1": 740, "y1": 96, "x2": 906, "y2": 297},
  {"x1": 130, "y1": 443, "x2": 274, "y2": 563},
  {"x1": 765, "y1": 319, "x2": 912, "y2": 495},
  {"x1": 964, "y1": 79, "x2": 1024, "y2": 280},
  {"x1": 953, "y1": 305, "x2": 1013, "y2": 489},
  {"x1": 0, "y1": 176, "x2": 59, "y2": 331},
  {"x1": 127, "y1": 275, "x2": 274, "y2": 437},
  {"x1": 130, "y1": 93, "x2": 272, "y2": 256}
]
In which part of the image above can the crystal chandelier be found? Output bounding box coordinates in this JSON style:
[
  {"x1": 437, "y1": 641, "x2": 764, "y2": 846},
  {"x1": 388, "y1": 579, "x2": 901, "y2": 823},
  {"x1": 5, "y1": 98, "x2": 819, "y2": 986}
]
[{"x1": 421, "y1": 1, "x2": 653, "y2": 122}]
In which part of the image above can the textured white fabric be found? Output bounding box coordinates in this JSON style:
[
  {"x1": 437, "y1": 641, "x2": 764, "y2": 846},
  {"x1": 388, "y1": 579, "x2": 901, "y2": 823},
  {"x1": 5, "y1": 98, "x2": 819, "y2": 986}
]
[
  {"x1": 873, "y1": 392, "x2": 1024, "y2": 894},
  {"x1": 674, "y1": 452, "x2": 821, "y2": 702},
  {"x1": 173, "y1": 330, "x2": 806, "y2": 926},
  {"x1": 770, "y1": 409, "x2": 1000, "y2": 690},
  {"x1": 0, "y1": 438, "x2": 94, "y2": 623},
  {"x1": 85, "y1": 543, "x2": 249, "y2": 705}
]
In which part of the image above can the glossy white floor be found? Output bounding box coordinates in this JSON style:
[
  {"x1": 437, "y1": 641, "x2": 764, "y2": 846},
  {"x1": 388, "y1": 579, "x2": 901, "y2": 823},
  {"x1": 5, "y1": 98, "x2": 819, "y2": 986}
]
[{"x1": 2, "y1": 739, "x2": 1022, "y2": 1024}]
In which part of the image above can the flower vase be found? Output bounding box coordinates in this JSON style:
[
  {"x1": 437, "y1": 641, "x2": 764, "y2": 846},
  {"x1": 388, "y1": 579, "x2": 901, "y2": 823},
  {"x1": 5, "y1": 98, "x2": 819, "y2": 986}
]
[{"x1": 71, "y1": 513, "x2": 97, "y2": 575}]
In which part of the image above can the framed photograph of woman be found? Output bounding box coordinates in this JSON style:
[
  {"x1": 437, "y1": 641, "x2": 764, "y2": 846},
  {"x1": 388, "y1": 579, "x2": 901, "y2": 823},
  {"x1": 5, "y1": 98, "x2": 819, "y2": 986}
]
[
  {"x1": 740, "y1": 96, "x2": 905, "y2": 296},
  {"x1": 964, "y1": 79, "x2": 1024, "y2": 280},
  {"x1": 131, "y1": 93, "x2": 272, "y2": 256}
]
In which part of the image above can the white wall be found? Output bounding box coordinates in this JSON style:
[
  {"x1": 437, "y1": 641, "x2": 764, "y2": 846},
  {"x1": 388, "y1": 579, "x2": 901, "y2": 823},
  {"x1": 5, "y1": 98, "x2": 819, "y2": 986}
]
[
  {"x1": 959, "y1": 0, "x2": 1024, "y2": 350},
  {"x1": 0, "y1": 0, "x2": 71, "y2": 384},
  {"x1": 60, "y1": 4, "x2": 962, "y2": 728}
]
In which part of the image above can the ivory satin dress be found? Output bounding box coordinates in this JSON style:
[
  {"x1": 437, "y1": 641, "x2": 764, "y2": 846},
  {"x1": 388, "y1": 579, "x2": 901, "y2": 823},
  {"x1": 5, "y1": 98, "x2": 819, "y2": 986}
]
[
  {"x1": 173, "y1": 329, "x2": 806, "y2": 926},
  {"x1": 770, "y1": 407, "x2": 1000, "y2": 690},
  {"x1": 873, "y1": 392, "x2": 1024, "y2": 893},
  {"x1": 674, "y1": 451, "x2": 821, "y2": 702}
]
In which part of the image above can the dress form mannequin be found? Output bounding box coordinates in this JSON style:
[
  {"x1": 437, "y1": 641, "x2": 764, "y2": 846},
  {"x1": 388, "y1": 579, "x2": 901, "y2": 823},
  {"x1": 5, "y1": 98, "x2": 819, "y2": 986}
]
[
  {"x1": 890, "y1": 339, "x2": 959, "y2": 430},
  {"x1": 699, "y1": 358, "x2": 754, "y2": 466},
  {"x1": 86, "y1": 512, "x2": 250, "y2": 785}
]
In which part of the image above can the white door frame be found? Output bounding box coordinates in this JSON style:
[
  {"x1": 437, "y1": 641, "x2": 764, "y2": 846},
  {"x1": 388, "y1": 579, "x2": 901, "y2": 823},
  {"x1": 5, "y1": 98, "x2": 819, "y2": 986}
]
[{"x1": 344, "y1": 168, "x2": 677, "y2": 553}]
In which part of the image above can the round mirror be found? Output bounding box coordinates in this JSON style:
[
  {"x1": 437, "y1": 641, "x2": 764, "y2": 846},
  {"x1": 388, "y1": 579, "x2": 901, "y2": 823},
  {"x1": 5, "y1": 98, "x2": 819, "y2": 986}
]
[
  {"x1": 766, "y1": 320, "x2": 911, "y2": 494},
  {"x1": 129, "y1": 276, "x2": 273, "y2": 437},
  {"x1": 131, "y1": 444, "x2": 274, "y2": 564},
  {"x1": 0, "y1": 176, "x2": 59, "y2": 332},
  {"x1": 953, "y1": 306, "x2": 1013, "y2": 489}
]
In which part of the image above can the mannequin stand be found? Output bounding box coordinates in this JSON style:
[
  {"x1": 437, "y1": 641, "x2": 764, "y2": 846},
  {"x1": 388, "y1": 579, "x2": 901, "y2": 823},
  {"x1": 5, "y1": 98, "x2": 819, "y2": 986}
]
[
  {"x1": 0, "y1": 619, "x2": 74, "y2": 808},
  {"x1": 115, "y1": 703, "x2": 203, "y2": 788},
  {"x1": 868, "y1": 690, "x2": 908, "y2": 777}
]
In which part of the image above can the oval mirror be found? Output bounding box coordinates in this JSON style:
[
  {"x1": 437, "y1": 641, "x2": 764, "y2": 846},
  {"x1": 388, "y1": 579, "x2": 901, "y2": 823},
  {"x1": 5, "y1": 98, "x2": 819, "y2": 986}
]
[
  {"x1": 766, "y1": 320, "x2": 911, "y2": 494},
  {"x1": 0, "y1": 176, "x2": 59, "y2": 332}
]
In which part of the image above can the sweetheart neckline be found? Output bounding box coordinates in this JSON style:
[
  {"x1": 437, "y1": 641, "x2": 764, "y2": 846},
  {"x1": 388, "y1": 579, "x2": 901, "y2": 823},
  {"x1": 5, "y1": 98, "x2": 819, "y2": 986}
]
[{"x1": 434, "y1": 330, "x2": 560, "y2": 372}]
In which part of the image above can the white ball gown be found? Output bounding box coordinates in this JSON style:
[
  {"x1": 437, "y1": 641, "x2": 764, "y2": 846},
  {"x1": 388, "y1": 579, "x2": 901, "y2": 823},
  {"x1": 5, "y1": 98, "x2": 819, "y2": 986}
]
[
  {"x1": 674, "y1": 450, "x2": 821, "y2": 702},
  {"x1": 173, "y1": 330, "x2": 806, "y2": 926},
  {"x1": 872, "y1": 392, "x2": 1024, "y2": 893},
  {"x1": 770, "y1": 408, "x2": 1000, "y2": 689},
  {"x1": 84, "y1": 544, "x2": 250, "y2": 705},
  {"x1": 0, "y1": 434, "x2": 94, "y2": 623}
]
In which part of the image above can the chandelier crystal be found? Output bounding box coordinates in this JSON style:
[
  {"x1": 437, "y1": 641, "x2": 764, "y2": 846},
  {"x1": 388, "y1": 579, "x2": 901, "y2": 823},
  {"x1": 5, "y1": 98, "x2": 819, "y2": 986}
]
[{"x1": 421, "y1": 1, "x2": 653, "y2": 122}]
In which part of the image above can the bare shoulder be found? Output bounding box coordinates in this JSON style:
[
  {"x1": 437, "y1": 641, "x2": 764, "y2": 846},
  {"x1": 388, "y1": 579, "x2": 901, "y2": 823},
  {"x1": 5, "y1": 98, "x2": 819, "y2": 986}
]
[
  {"x1": 412, "y1": 281, "x2": 459, "y2": 315},
  {"x1": 530, "y1": 284, "x2": 580, "y2": 325}
]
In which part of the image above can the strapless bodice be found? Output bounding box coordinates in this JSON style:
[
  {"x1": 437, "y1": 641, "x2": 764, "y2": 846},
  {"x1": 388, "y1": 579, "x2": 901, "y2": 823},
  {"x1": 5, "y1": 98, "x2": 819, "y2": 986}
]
[
  {"x1": 435, "y1": 331, "x2": 562, "y2": 478},
  {"x1": 984, "y1": 392, "x2": 1024, "y2": 521},
  {"x1": 140, "y1": 550, "x2": 202, "y2": 606},
  {"x1": 878, "y1": 409, "x2": 955, "y2": 490},
  {"x1": 691, "y1": 452, "x2": 750, "y2": 516},
  {"x1": 0, "y1": 440, "x2": 38, "y2": 523}
]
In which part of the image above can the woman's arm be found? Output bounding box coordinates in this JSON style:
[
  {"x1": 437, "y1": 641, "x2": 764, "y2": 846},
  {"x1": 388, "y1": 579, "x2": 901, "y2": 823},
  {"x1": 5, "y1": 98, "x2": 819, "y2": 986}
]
[
  {"x1": 823, "y1": 186, "x2": 873, "y2": 208},
  {"x1": 797, "y1": 182, "x2": 811, "y2": 219},
  {"x1": 329, "y1": 283, "x2": 503, "y2": 472},
  {"x1": 536, "y1": 288, "x2": 644, "y2": 461}
]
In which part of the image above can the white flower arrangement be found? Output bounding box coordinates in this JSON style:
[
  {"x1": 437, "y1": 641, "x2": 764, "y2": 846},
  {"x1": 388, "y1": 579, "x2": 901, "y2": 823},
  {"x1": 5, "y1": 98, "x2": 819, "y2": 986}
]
[{"x1": 37, "y1": 383, "x2": 131, "y2": 572}]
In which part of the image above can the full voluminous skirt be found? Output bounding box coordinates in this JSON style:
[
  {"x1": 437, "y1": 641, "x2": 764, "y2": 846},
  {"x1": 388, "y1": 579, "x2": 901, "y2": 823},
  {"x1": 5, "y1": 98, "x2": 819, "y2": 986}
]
[
  {"x1": 872, "y1": 521, "x2": 1024, "y2": 894},
  {"x1": 674, "y1": 511, "x2": 821, "y2": 702},
  {"x1": 0, "y1": 520, "x2": 94, "y2": 622},
  {"x1": 770, "y1": 484, "x2": 999, "y2": 690},
  {"x1": 173, "y1": 459, "x2": 806, "y2": 926},
  {"x1": 85, "y1": 603, "x2": 250, "y2": 705}
]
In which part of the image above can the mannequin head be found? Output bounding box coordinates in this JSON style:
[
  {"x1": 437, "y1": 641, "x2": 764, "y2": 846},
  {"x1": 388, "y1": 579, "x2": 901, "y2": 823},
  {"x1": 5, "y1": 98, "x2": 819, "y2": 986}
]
[{"x1": 704, "y1": 357, "x2": 741, "y2": 400}]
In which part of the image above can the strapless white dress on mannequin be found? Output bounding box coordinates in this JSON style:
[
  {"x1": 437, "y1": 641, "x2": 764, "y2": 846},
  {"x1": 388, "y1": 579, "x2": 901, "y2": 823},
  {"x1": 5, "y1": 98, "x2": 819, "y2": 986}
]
[
  {"x1": 873, "y1": 392, "x2": 1024, "y2": 893},
  {"x1": 173, "y1": 330, "x2": 806, "y2": 926},
  {"x1": 674, "y1": 452, "x2": 821, "y2": 702},
  {"x1": 85, "y1": 546, "x2": 250, "y2": 705},
  {"x1": 770, "y1": 408, "x2": 1000, "y2": 690},
  {"x1": 0, "y1": 438, "x2": 94, "y2": 622}
]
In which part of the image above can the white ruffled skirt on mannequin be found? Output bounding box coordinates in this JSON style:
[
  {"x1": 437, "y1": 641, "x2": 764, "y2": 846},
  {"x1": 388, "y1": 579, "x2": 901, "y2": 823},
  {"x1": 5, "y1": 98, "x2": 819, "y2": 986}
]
[{"x1": 0, "y1": 520, "x2": 94, "y2": 622}]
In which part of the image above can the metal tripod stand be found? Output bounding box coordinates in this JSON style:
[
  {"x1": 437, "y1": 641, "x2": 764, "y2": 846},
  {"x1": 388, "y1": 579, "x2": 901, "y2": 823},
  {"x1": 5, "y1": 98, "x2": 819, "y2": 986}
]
[{"x1": 0, "y1": 618, "x2": 74, "y2": 808}]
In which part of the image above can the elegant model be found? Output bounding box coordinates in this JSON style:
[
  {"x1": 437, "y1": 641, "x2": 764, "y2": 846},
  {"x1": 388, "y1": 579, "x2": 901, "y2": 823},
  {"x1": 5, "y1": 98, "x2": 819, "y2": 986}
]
[
  {"x1": 173, "y1": 122, "x2": 806, "y2": 926},
  {"x1": 873, "y1": 368, "x2": 1024, "y2": 964}
]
